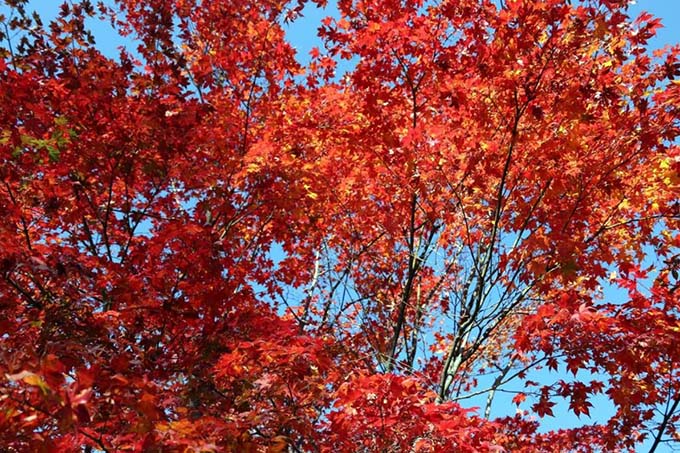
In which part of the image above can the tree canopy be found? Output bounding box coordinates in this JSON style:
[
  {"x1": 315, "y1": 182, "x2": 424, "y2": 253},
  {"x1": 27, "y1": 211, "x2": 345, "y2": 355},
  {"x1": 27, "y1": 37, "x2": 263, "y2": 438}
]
[{"x1": 1, "y1": 0, "x2": 679, "y2": 451}]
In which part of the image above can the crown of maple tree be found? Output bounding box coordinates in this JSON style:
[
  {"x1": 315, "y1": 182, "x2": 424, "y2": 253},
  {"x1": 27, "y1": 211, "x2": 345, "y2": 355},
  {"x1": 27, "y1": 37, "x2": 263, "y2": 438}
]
[{"x1": 1, "y1": 0, "x2": 679, "y2": 451}]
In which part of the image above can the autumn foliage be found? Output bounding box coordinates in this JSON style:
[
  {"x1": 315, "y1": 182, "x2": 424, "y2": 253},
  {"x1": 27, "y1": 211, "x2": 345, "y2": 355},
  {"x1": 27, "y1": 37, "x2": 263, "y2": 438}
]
[{"x1": 1, "y1": 0, "x2": 679, "y2": 451}]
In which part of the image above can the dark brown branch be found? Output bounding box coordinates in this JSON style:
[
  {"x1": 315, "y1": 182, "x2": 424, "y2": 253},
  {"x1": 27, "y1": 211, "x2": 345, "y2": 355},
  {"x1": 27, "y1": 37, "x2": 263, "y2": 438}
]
[{"x1": 648, "y1": 391, "x2": 680, "y2": 453}]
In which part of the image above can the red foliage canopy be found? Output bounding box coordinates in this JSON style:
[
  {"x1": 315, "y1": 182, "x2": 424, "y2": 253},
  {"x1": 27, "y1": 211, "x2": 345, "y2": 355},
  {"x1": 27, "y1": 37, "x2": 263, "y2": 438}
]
[{"x1": 1, "y1": 0, "x2": 679, "y2": 451}]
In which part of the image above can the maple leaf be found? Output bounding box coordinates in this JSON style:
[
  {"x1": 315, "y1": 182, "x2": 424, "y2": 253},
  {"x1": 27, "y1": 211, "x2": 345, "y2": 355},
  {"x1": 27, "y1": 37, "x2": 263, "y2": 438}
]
[
  {"x1": 533, "y1": 400, "x2": 556, "y2": 418},
  {"x1": 512, "y1": 393, "x2": 527, "y2": 406}
]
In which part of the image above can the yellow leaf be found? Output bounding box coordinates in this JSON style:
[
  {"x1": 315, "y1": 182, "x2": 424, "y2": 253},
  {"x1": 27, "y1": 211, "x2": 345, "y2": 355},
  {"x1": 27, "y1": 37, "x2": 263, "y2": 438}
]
[
  {"x1": 660, "y1": 158, "x2": 671, "y2": 170},
  {"x1": 0, "y1": 130, "x2": 10, "y2": 145},
  {"x1": 22, "y1": 374, "x2": 44, "y2": 387},
  {"x1": 245, "y1": 162, "x2": 261, "y2": 174},
  {"x1": 6, "y1": 371, "x2": 49, "y2": 394},
  {"x1": 303, "y1": 183, "x2": 318, "y2": 200}
]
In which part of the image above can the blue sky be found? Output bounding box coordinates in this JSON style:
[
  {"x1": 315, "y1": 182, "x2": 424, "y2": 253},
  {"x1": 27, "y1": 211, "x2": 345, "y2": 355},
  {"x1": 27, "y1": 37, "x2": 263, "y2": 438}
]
[
  {"x1": 627, "y1": 0, "x2": 680, "y2": 50},
  {"x1": 283, "y1": 0, "x2": 680, "y2": 64},
  {"x1": 6, "y1": 1, "x2": 678, "y2": 64}
]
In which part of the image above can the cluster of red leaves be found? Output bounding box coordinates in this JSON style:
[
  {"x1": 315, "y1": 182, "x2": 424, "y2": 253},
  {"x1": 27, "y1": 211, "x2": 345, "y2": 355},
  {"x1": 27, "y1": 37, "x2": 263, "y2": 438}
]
[
  {"x1": 326, "y1": 374, "x2": 504, "y2": 452},
  {"x1": 1, "y1": 0, "x2": 679, "y2": 451}
]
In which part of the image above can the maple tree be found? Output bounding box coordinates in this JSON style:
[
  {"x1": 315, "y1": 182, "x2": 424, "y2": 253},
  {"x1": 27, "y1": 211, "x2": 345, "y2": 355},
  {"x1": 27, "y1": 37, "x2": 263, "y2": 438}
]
[{"x1": 1, "y1": 0, "x2": 679, "y2": 451}]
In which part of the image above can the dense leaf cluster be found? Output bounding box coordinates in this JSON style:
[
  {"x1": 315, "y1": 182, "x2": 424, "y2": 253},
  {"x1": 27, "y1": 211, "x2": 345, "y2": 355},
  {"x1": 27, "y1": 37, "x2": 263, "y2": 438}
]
[{"x1": 1, "y1": 0, "x2": 679, "y2": 451}]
